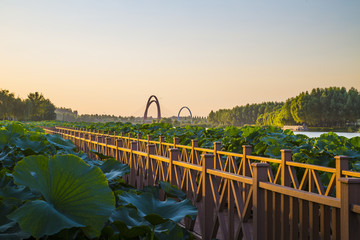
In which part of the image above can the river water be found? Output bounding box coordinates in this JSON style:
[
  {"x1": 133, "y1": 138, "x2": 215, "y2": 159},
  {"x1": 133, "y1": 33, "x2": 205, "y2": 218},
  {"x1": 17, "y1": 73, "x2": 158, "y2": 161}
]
[{"x1": 293, "y1": 131, "x2": 360, "y2": 138}]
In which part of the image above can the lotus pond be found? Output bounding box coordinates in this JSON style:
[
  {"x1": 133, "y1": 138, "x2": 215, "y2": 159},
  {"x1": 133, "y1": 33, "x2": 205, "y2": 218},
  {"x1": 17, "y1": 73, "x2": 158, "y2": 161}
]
[{"x1": 0, "y1": 121, "x2": 197, "y2": 240}]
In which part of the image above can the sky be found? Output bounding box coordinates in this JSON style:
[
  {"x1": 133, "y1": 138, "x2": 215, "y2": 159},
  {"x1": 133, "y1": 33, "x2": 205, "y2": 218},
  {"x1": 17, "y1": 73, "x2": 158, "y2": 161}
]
[{"x1": 1, "y1": 0, "x2": 359, "y2": 117}]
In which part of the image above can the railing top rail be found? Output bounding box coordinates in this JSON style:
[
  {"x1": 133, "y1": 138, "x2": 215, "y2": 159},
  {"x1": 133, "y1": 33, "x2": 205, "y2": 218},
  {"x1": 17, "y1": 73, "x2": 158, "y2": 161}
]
[
  {"x1": 173, "y1": 161, "x2": 202, "y2": 172},
  {"x1": 351, "y1": 204, "x2": 360, "y2": 214},
  {"x1": 259, "y1": 181, "x2": 341, "y2": 208},
  {"x1": 193, "y1": 147, "x2": 214, "y2": 153},
  {"x1": 149, "y1": 154, "x2": 170, "y2": 163},
  {"x1": 207, "y1": 169, "x2": 253, "y2": 184},
  {"x1": 343, "y1": 170, "x2": 360, "y2": 178},
  {"x1": 216, "y1": 151, "x2": 243, "y2": 158},
  {"x1": 50, "y1": 126, "x2": 359, "y2": 178},
  {"x1": 287, "y1": 161, "x2": 337, "y2": 173},
  {"x1": 248, "y1": 155, "x2": 281, "y2": 164}
]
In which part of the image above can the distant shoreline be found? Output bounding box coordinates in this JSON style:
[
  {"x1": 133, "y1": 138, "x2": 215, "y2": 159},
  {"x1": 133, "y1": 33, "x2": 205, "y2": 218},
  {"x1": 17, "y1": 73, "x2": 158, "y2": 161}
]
[
  {"x1": 293, "y1": 131, "x2": 360, "y2": 138},
  {"x1": 283, "y1": 125, "x2": 359, "y2": 133}
]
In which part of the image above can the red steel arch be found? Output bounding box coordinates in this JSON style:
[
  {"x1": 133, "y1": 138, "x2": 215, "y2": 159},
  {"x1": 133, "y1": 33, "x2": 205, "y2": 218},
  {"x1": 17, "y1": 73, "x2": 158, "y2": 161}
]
[{"x1": 144, "y1": 95, "x2": 161, "y2": 121}]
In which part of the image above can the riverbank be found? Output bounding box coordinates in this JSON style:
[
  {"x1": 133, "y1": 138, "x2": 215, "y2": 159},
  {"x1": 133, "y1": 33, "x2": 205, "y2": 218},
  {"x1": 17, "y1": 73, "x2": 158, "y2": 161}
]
[
  {"x1": 306, "y1": 126, "x2": 360, "y2": 133},
  {"x1": 293, "y1": 131, "x2": 360, "y2": 138}
]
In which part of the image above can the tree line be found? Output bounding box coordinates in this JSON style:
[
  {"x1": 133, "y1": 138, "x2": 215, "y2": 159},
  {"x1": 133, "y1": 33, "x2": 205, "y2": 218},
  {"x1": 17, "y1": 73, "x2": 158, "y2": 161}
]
[
  {"x1": 208, "y1": 87, "x2": 360, "y2": 127},
  {"x1": 0, "y1": 89, "x2": 56, "y2": 121},
  {"x1": 208, "y1": 102, "x2": 283, "y2": 126}
]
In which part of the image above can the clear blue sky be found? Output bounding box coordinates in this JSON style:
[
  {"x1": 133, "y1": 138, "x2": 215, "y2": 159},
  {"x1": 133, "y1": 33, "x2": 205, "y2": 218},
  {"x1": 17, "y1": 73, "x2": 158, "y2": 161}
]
[{"x1": 1, "y1": 0, "x2": 359, "y2": 117}]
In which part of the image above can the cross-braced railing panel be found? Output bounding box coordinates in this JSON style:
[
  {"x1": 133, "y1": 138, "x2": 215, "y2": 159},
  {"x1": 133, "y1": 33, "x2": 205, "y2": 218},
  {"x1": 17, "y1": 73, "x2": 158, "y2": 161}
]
[
  {"x1": 207, "y1": 168, "x2": 253, "y2": 240},
  {"x1": 43, "y1": 127, "x2": 360, "y2": 240}
]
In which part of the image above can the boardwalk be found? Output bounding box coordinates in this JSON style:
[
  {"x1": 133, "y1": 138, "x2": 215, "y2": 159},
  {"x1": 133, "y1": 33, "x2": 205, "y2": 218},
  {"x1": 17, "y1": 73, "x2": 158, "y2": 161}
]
[{"x1": 43, "y1": 126, "x2": 360, "y2": 240}]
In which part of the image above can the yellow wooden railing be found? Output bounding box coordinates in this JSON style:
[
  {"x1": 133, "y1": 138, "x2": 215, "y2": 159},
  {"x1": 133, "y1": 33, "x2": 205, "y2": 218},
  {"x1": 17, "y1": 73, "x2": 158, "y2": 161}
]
[{"x1": 42, "y1": 126, "x2": 360, "y2": 240}]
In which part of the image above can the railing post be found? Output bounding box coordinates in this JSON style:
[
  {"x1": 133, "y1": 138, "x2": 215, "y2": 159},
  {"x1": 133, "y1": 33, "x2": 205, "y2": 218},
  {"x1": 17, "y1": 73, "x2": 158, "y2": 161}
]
[
  {"x1": 129, "y1": 141, "x2": 137, "y2": 187},
  {"x1": 191, "y1": 140, "x2": 198, "y2": 164},
  {"x1": 252, "y1": 162, "x2": 269, "y2": 240},
  {"x1": 242, "y1": 145, "x2": 252, "y2": 177},
  {"x1": 169, "y1": 148, "x2": 179, "y2": 186},
  {"x1": 115, "y1": 139, "x2": 123, "y2": 162},
  {"x1": 97, "y1": 136, "x2": 103, "y2": 157},
  {"x1": 106, "y1": 137, "x2": 111, "y2": 157},
  {"x1": 213, "y1": 142, "x2": 221, "y2": 170},
  {"x1": 280, "y1": 149, "x2": 292, "y2": 240},
  {"x1": 112, "y1": 131, "x2": 117, "y2": 145},
  {"x1": 173, "y1": 137, "x2": 179, "y2": 148},
  {"x1": 242, "y1": 145, "x2": 252, "y2": 201},
  {"x1": 137, "y1": 133, "x2": 141, "y2": 150},
  {"x1": 339, "y1": 177, "x2": 360, "y2": 240},
  {"x1": 78, "y1": 131, "x2": 83, "y2": 151},
  {"x1": 159, "y1": 136, "x2": 165, "y2": 156},
  {"x1": 90, "y1": 134, "x2": 95, "y2": 158},
  {"x1": 201, "y1": 154, "x2": 214, "y2": 240},
  {"x1": 146, "y1": 144, "x2": 155, "y2": 186},
  {"x1": 336, "y1": 156, "x2": 349, "y2": 198},
  {"x1": 84, "y1": 133, "x2": 89, "y2": 153},
  {"x1": 281, "y1": 149, "x2": 292, "y2": 187}
]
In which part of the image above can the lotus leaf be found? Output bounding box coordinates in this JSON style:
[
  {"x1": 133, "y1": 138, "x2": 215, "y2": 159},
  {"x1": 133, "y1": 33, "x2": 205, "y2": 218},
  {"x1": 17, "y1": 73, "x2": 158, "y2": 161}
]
[
  {"x1": 98, "y1": 159, "x2": 130, "y2": 182},
  {"x1": 118, "y1": 192, "x2": 197, "y2": 223},
  {"x1": 8, "y1": 154, "x2": 115, "y2": 238}
]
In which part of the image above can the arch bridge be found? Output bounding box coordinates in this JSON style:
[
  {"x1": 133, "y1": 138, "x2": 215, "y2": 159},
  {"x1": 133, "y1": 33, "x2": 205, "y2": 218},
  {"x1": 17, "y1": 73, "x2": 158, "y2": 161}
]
[
  {"x1": 144, "y1": 95, "x2": 161, "y2": 121},
  {"x1": 178, "y1": 106, "x2": 192, "y2": 124}
]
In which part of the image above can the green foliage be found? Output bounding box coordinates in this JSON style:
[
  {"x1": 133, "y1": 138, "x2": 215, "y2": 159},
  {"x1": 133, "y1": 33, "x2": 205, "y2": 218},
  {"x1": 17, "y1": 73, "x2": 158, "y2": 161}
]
[
  {"x1": 208, "y1": 87, "x2": 360, "y2": 128},
  {"x1": 208, "y1": 101, "x2": 284, "y2": 126},
  {"x1": 0, "y1": 89, "x2": 56, "y2": 121},
  {"x1": 9, "y1": 154, "x2": 115, "y2": 238}
]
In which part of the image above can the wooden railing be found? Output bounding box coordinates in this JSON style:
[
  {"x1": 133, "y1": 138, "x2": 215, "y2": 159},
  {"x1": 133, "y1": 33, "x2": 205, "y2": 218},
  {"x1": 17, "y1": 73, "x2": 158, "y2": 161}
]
[{"x1": 43, "y1": 126, "x2": 360, "y2": 240}]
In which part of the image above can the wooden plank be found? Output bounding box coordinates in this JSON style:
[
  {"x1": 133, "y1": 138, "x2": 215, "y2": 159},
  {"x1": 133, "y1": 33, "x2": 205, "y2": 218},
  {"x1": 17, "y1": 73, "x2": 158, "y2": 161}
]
[
  {"x1": 259, "y1": 182, "x2": 340, "y2": 208},
  {"x1": 228, "y1": 180, "x2": 234, "y2": 239},
  {"x1": 265, "y1": 189, "x2": 273, "y2": 240},
  {"x1": 320, "y1": 205, "x2": 330, "y2": 240},
  {"x1": 273, "y1": 192, "x2": 281, "y2": 240},
  {"x1": 309, "y1": 202, "x2": 319, "y2": 240},
  {"x1": 206, "y1": 169, "x2": 253, "y2": 184},
  {"x1": 281, "y1": 194, "x2": 290, "y2": 240},
  {"x1": 289, "y1": 196, "x2": 299, "y2": 240},
  {"x1": 331, "y1": 207, "x2": 340, "y2": 240},
  {"x1": 299, "y1": 199, "x2": 309, "y2": 240}
]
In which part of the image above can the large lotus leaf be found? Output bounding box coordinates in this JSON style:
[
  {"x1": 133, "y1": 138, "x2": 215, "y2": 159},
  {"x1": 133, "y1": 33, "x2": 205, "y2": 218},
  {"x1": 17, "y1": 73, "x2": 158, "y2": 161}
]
[
  {"x1": 110, "y1": 207, "x2": 173, "y2": 236},
  {"x1": 159, "y1": 181, "x2": 186, "y2": 200},
  {"x1": 0, "y1": 197, "x2": 32, "y2": 240},
  {"x1": 13, "y1": 137, "x2": 48, "y2": 154},
  {"x1": 264, "y1": 145, "x2": 282, "y2": 158},
  {"x1": 6, "y1": 123, "x2": 25, "y2": 137},
  {"x1": 8, "y1": 154, "x2": 115, "y2": 238},
  {"x1": 350, "y1": 137, "x2": 360, "y2": 149},
  {"x1": 0, "y1": 130, "x2": 9, "y2": 150},
  {"x1": 352, "y1": 161, "x2": 360, "y2": 171},
  {"x1": 0, "y1": 223, "x2": 31, "y2": 240},
  {"x1": 90, "y1": 150, "x2": 114, "y2": 160},
  {"x1": 110, "y1": 207, "x2": 152, "y2": 238},
  {"x1": 0, "y1": 171, "x2": 37, "y2": 203},
  {"x1": 0, "y1": 200, "x2": 16, "y2": 232},
  {"x1": 45, "y1": 134, "x2": 76, "y2": 151},
  {"x1": 118, "y1": 192, "x2": 197, "y2": 223},
  {"x1": 8, "y1": 200, "x2": 85, "y2": 238},
  {"x1": 98, "y1": 159, "x2": 130, "y2": 182},
  {"x1": 155, "y1": 223, "x2": 192, "y2": 240}
]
